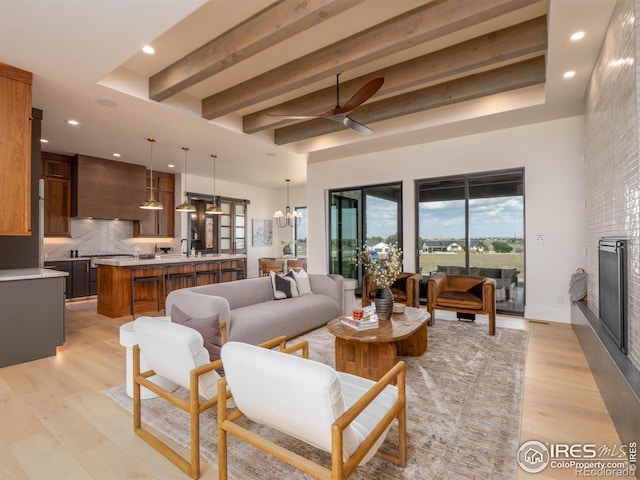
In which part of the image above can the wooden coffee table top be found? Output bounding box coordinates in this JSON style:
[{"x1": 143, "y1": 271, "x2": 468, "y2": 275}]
[{"x1": 327, "y1": 306, "x2": 430, "y2": 343}]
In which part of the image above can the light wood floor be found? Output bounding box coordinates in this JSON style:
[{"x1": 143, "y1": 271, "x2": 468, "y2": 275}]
[{"x1": 0, "y1": 302, "x2": 622, "y2": 479}]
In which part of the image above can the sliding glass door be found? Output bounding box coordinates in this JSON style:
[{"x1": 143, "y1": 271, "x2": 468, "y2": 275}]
[
  {"x1": 417, "y1": 169, "x2": 524, "y2": 314},
  {"x1": 329, "y1": 183, "x2": 402, "y2": 288}
]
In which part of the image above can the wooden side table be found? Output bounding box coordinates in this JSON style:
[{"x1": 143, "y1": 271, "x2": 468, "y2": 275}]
[{"x1": 327, "y1": 306, "x2": 430, "y2": 382}]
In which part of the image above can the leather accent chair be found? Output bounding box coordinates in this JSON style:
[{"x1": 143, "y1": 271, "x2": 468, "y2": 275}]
[
  {"x1": 362, "y1": 272, "x2": 423, "y2": 308},
  {"x1": 426, "y1": 275, "x2": 497, "y2": 335}
]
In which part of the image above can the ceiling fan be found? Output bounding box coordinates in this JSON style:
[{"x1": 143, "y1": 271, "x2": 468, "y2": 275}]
[{"x1": 270, "y1": 73, "x2": 384, "y2": 134}]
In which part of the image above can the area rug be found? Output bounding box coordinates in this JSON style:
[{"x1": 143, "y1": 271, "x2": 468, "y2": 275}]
[{"x1": 103, "y1": 319, "x2": 529, "y2": 479}]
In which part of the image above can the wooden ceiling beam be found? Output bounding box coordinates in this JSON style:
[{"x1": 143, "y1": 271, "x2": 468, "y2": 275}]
[
  {"x1": 148, "y1": 0, "x2": 366, "y2": 102},
  {"x1": 202, "y1": 0, "x2": 542, "y2": 120},
  {"x1": 243, "y1": 16, "x2": 547, "y2": 133},
  {"x1": 273, "y1": 56, "x2": 546, "y2": 145}
]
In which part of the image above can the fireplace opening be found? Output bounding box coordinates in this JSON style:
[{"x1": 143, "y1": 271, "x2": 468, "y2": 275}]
[{"x1": 598, "y1": 238, "x2": 627, "y2": 354}]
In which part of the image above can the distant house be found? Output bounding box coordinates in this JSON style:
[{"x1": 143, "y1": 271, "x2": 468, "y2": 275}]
[
  {"x1": 446, "y1": 242, "x2": 463, "y2": 252},
  {"x1": 371, "y1": 242, "x2": 390, "y2": 255}
]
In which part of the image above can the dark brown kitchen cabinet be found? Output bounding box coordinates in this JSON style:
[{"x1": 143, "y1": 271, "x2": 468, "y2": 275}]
[
  {"x1": 42, "y1": 152, "x2": 72, "y2": 237},
  {"x1": 134, "y1": 171, "x2": 175, "y2": 237},
  {"x1": 218, "y1": 199, "x2": 246, "y2": 255}
]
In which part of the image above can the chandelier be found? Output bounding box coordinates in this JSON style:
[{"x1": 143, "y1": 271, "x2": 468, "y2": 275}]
[{"x1": 273, "y1": 179, "x2": 302, "y2": 228}]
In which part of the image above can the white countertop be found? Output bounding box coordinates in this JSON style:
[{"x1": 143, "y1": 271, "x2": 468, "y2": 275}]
[
  {"x1": 94, "y1": 253, "x2": 246, "y2": 267},
  {"x1": 0, "y1": 268, "x2": 69, "y2": 282}
]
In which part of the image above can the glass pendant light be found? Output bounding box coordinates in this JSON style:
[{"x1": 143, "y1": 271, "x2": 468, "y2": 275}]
[
  {"x1": 140, "y1": 137, "x2": 163, "y2": 210},
  {"x1": 206, "y1": 154, "x2": 223, "y2": 215},
  {"x1": 176, "y1": 146, "x2": 196, "y2": 212}
]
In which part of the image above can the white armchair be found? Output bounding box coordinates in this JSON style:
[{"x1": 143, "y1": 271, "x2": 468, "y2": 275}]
[
  {"x1": 132, "y1": 316, "x2": 287, "y2": 479},
  {"x1": 217, "y1": 341, "x2": 407, "y2": 479}
]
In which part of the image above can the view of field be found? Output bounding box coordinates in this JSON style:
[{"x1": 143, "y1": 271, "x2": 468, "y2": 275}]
[{"x1": 419, "y1": 252, "x2": 524, "y2": 283}]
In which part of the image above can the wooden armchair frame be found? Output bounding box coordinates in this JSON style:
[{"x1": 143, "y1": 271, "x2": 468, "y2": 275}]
[
  {"x1": 217, "y1": 351, "x2": 406, "y2": 480},
  {"x1": 259, "y1": 258, "x2": 284, "y2": 276},
  {"x1": 286, "y1": 258, "x2": 307, "y2": 272},
  {"x1": 132, "y1": 321, "x2": 288, "y2": 479}
]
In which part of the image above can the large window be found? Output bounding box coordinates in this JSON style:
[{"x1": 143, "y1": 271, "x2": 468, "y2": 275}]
[
  {"x1": 328, "y1": 182, "x2": 402, "y2": 288},
  {"x1": 294, "y1": 206, "x2": 307, "y2": 257},
  {"x1": 417, "y1": 169, "x2": 524, "y2": 315}
]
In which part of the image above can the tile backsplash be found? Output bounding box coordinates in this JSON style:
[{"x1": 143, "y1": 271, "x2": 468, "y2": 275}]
[{"x1": 44, "y1": 218, "x2": 179, "y2": 260}]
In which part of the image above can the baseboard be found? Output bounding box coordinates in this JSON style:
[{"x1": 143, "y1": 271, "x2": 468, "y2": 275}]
[
  {"x1": 572, "y1": 301, "x2": 640, "y2": 463},
  {"x1": 524, "y1": 305, "x2": 571, "y2": 323}
]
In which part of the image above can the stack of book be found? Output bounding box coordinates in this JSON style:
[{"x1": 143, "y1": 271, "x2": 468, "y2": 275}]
[{"x1": 341, "y1": 306, "x2": 379, "y2": 330}]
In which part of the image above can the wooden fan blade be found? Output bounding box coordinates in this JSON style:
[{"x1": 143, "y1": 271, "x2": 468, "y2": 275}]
[
  {"x1": 337, "y1": 77, "x2": 384, "y2": 114},
  {"x1": 343, "y1": 115, "x2": 373, "y2": 135}
]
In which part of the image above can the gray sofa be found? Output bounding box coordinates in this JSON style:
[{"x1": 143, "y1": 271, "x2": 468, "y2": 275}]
[{"x1": 165, "y1": 274, "x2": 344, "y2": 345}]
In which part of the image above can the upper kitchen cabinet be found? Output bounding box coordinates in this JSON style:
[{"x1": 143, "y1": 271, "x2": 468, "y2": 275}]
[
  {"x1": 72, "y1": 154, "x2": 147, "y2": 220},
  {"x1": 42, "y1": 152, "x2": 72, "y2": 237},
  {"x1": 133, "y1": 171, "x2": 175, "y2": 237},
  {"x1": 0, "y1": 63, "x2": 32, "y2": 236}
]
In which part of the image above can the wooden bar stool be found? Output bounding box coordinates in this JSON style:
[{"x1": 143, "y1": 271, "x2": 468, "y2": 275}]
[
  {"x1": 164, "y1": 264, "x2": 196, "y2": 294},
  {"x1": 195, "y1": 261, "x2": 222, "y2": 286},
  {"x1": 222, "y1": 259, "x2": 245, "y2": 282},
  {"x1": 131, "y1": 266, "x2": 165, "y2": 319}
]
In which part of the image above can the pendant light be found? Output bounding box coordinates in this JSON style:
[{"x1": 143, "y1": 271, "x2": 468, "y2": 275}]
[
  {"x1": 206, "y1": 154, "x2": 223, "y2": 215},
  {"x1": 176, "y1": 146, "x2": 196, "y2": 212},
  {"x1": 140, "y1": 137, "x2": 163, "y2": 210},
  {"x1": 274, "y1": 179, "x2": 302, "y2": 228}
]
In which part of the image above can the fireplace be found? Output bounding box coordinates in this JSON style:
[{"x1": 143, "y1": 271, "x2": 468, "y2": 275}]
[{"x1": 598, "y1": 238, "x2": 627, "y2": 354}]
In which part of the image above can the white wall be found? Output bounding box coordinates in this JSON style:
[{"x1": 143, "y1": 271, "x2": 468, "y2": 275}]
[{"x1": 307, "y1": 116, "x2": 586, "y2": 323}]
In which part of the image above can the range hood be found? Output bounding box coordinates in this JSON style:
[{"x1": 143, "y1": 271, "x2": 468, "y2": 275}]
[{"x1": 71, "y1": 154, "x2": 147, "y2": 220}]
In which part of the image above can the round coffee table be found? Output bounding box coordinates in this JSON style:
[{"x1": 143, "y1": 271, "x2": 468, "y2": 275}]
[{"x1": 326, "y1": 306, "x2": 430, "y2": 383}]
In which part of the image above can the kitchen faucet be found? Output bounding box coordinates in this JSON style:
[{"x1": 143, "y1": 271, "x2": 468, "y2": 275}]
[{"x1": 181, "y1": 238, "x2": 189, "y2": 256}]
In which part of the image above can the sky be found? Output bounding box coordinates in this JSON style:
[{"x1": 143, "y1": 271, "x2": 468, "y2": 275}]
[
  {"x1": 419, "y1": 196, "x2": 523, "y2": 238},
  {"x1": 328, "y1": 194, "x2": 524, "y2": 241},
  {"x1": 365, "y1": 196, "x2": 524, "y2": 239}
]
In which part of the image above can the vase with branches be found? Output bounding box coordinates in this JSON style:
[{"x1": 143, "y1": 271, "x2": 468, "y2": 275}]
[{"x1": 359, "y1": 243, "x2": 403, "y2": 319}]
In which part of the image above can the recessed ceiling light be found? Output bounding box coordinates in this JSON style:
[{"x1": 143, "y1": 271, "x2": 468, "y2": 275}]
[
  {"x1": 563, "y1": 70, "x2": 576, "y2": 79},
  {"x1": 40, "y1": 138, "x2": 49, "y2": 143},
  {"x1": 168, "y1": 164, "x2": 175, "y2": 168},
  {"x1": 113, "y1": 153, "x2": 121, "y2": 157},
  {"x1": 67, "y1": 119, "x2": 80, "y2": 126},
  {"x1": 142, "y1": 45, "x2": 155, "y2": 54},
  {"x1": 570, "y1": 31, "x2": 585, "y2": 41}
]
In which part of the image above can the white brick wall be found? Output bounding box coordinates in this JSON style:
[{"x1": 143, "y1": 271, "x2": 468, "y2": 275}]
[{"x1": 584, "y1": 0, "x2": 640, "y2": 368}]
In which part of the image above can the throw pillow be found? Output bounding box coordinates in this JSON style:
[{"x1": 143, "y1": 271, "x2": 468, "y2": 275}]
[
  {"x1": 446, "y1": 266, "x2": 463, "y2": 276},
  {"x1": 291, "y1": 268, "x2": 312, "y2": 295},
  {"x1": 270, "y1": 270, "x2": 300, "y2": 299},
  {"x1": 171, "y1": 304, "x2": 224, "y2": 375}
]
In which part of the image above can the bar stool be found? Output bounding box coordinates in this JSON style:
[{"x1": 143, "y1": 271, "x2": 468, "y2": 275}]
[
  {"x1": 222, "y1": 259, "x2": 245, "y2": 282},
  {"x1": 195, "y1": 261, "x2": 222, "y2": 286},
  {"x1": 165, "y1": 264, "x2": 196, "y2": 294},
  {"x1": 131, "y1": 266, "x2": 165, "y2": 319}
]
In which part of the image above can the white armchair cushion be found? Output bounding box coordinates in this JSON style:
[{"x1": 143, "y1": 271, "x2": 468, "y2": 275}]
[
  {"x1": 134, "y1": 316, "x2": 220, "y2": 399},
  {"x1": 221, "y1": 342, "x2": 398, "y2": 464}
]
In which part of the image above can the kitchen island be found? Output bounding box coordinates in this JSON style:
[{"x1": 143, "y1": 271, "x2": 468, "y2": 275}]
[
  {"x1": 0, "y1": 268, "x2": 68, "y2": 367},
  {"x1": 95, "y1": 254, "x2": 246, "y2": 318}
]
